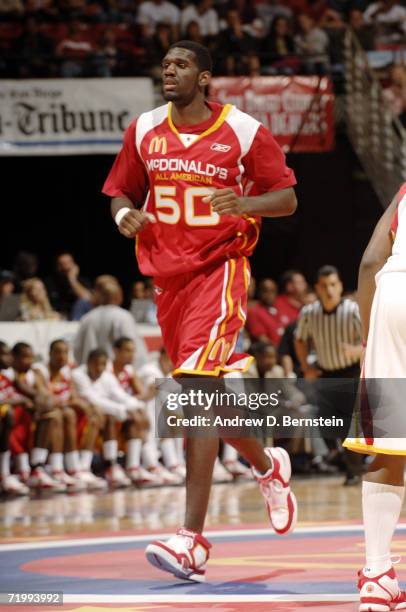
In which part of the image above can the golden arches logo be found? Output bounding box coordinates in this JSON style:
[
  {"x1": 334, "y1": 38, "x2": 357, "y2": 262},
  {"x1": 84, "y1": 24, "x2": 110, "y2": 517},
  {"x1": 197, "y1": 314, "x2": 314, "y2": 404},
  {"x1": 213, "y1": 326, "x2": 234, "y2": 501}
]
[{"x1": 149, "y1": 136, "x2": 167, "y2": 155}]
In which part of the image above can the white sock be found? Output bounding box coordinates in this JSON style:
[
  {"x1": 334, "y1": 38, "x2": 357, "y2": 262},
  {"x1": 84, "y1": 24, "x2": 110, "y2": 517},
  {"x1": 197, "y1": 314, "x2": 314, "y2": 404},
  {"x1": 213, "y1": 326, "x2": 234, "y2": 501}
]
[
  {"x1": 49, "y1": 453, "x2": 64, "y2": 473},
  {"x1": 103, "y1": 439, "x2": 118, "y2": 462},
  {"x1": 30, "y1": 447, "x2": 48, "y2": 466},
  {"x1": 142, "y1": 442, "x2": 159, "y2": 468},
  {"x1": 363, "y1": 480, "x2": 405, "y2": 576},
  {"x1": 175, "y1": 437, "x2": 185, "y2": 465},
  {"x1": 80, "y1": 450, "x2": 93, "y2": 472},
  {"x1": 0, "y1": 451, "x2": 10, "y2": 477},
  {"x1": 126, "y1": 439, "x2": 142, "y2": 470},
  {"x1": 16, "y1": 453, "x2": 30, "y2": 474},
  {"x1": 65, "y1": 451, "x2": 81, "y2": 473},
  {"x1": 160, "y1": 439, "x2": 178, "y2": 468},
  {"x1": 222, "y1": 444, "x2": 238, "y2": 462}
]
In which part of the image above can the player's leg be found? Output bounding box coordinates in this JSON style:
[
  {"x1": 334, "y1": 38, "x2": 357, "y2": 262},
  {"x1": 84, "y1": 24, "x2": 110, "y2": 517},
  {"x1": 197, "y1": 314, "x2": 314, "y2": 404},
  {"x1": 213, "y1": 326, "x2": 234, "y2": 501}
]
[
  {"x1": 28, "y1": 411, "x2": 66, "y2": 492},
  {"x1": 0, "y1": 407, "x2": 29, "y2": 495},
  {"x1": 78, "y1": 407, "x2": 107, "y2": 490},
  {"x1": 103, "y1": 414, "x2": 130, "y2": 488},
  {"x1": 358, "y1": 453, "x2": 406, "y2": 612},
  {"x1": 50, "y1": 407, "x2": 86, "y2": 491}
]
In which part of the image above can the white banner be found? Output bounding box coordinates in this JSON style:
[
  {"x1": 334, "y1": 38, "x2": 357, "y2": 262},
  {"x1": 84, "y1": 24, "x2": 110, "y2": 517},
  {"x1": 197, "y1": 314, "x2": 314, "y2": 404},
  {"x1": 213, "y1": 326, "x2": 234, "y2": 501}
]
[{"x1": 0, "y1": 78, "x2": 154, "y2": 156}]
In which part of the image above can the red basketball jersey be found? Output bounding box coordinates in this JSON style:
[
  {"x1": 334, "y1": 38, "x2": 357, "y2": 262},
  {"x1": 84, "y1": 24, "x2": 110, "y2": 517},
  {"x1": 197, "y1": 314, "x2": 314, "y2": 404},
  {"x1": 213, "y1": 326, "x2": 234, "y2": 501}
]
[{"x1": 103, "y1": 101, "x2": 296, "y2": 277}]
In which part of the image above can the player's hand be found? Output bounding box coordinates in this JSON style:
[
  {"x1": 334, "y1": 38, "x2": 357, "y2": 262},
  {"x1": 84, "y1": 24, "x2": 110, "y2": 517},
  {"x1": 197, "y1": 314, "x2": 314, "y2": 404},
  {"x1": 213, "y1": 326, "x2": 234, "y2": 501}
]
[
  {"x1": 202, "y1": 189, "x2": 246, "y2": 216},
  {"x1": 118, "y1": 209, "x2": 156, "y2": 238}
]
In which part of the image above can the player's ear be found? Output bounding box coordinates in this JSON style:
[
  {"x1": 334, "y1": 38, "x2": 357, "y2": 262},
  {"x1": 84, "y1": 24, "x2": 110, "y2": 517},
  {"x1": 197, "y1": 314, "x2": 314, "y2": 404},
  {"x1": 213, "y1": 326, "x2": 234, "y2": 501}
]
[{"x1": 199, "y1": 70, "x2": 211, "y2": 88}]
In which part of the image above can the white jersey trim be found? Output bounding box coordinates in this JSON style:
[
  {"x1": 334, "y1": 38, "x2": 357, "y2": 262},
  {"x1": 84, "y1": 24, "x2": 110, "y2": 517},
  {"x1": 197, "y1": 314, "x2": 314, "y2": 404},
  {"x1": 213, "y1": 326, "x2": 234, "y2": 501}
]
[{"x1": 135, "y1": 104, "x2": 168, "y2": 157}]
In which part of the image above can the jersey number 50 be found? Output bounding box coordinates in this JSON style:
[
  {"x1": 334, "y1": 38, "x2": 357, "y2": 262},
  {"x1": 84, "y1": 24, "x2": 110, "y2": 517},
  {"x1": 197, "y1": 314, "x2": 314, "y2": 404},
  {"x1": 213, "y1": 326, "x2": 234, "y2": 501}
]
[{"x1": 154, "y1": 186, "x2": 220, "y2": 226}]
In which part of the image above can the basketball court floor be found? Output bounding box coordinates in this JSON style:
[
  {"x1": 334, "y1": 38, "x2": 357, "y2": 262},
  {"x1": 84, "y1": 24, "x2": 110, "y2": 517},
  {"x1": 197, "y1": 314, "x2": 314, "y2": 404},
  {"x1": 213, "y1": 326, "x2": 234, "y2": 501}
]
[{"x1": 1, "y1": 476, "x2": 406, "y2": 612}]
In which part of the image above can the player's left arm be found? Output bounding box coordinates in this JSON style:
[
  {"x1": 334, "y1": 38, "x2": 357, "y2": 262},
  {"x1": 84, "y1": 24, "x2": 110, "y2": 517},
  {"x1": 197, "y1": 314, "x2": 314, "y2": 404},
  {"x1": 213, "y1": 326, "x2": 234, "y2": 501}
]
[{"x1": 203, "y1": 124, "x2": 297, "y2": 218}]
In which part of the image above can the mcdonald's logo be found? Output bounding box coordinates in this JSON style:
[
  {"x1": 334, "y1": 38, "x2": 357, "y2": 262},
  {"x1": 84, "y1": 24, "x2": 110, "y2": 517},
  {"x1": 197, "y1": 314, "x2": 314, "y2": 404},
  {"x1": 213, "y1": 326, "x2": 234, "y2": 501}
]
[{"x1": 149, "y1": 136, "x2": 167, "y2": 155}]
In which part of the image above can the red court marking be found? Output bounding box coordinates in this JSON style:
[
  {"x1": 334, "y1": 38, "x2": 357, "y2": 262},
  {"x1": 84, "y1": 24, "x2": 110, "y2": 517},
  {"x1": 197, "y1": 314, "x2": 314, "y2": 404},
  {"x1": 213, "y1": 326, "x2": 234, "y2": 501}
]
[
  {"x1": 21, "y1": 534, "x2": 363, "y2": 583},
  {"x1": 0, "y1": 603, "x2": 356, "y2": 612}
]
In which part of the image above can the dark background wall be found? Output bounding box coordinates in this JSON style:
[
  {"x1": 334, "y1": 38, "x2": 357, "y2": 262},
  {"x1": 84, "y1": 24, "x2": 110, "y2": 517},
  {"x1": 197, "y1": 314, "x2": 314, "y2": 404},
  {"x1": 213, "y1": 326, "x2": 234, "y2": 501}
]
[{"x1": 2, "y1": 132, "x2": 383, "y2": 296}]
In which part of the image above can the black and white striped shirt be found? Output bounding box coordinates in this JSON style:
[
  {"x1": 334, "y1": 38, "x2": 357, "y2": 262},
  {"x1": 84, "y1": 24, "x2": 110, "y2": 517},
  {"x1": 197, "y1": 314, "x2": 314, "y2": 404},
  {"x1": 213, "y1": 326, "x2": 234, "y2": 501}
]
[{"x1": 295, "y1": 298, "x2": 362, "y2": 371}]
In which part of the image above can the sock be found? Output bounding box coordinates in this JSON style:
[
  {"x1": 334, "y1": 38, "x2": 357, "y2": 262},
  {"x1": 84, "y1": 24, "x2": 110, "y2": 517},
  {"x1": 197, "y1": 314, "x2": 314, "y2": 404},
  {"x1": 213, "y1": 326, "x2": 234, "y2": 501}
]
[
  {"x1": 30, "y1": 447, "x2": 48, "y2": 468},
  {"x1": 222, "y1": 444, "x2": 238, "y2": 463},
  {"x1": 49, "y1": 453, "x2": 64, "y2": 473},
  {"x1": 126, "y1": 439, "x2": 142, "y2": 470},
  {"x1": 103, "y1": 439, "x2": 118, "y2": 463},
  {"x1": 0, "y1": 451, "x2": 10, "y2": 477},
  {"x1": 142, "y1": 442, "x2": 159, "y2": 468},
  {"x1": 16, "y1": 453, "x2": 30, "y2": 474},
  {"x1": 65, "y1": 451, "x2": 81, "y2": 474},
  {"x1": 160, "y1": 439, "x2": 178, "y2": 469},
  {"x1": 80, "y1": 450, "x2": 93, "y2": 472},
  {"x1": 363, "y1": 480, "x2": 405, "y2": 576},
  {"x1": 175, "y1": 437, "x2": 185, "y2": 465}
]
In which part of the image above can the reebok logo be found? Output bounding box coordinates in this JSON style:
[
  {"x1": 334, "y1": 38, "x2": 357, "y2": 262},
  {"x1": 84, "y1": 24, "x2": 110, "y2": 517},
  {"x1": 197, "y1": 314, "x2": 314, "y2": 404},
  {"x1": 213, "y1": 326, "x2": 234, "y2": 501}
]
[{"x1": 211, "y1": 143, "x2": 231, "y2": 152}]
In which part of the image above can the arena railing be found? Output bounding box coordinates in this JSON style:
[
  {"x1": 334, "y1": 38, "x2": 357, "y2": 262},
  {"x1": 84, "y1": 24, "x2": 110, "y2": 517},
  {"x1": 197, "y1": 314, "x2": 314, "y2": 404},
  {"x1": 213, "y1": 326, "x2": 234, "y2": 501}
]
[{"x1": 343, "y1": 28, "x2": 406, "y2": 207}]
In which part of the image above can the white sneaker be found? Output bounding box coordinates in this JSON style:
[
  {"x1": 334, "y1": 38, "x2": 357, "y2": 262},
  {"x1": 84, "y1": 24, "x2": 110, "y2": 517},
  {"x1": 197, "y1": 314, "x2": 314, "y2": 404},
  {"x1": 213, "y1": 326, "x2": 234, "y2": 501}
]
[
  {"x1": 149, "y1": 465, "x2": 183, "y2": 486},
  {"x1": 168, "y1": 464, "x2": 186, "y2": 482},
  {"x1": 52, "y1": 470, "x2": 87, "y2": 492},
  {"x1": 79, "y1": 470, "x2": 107, "y2": 491},
  {"x1": 126, "y1": 466, "x2": 161, "y2": 487},
  {"x1": 106, "y1": 464, "x2": 131, "y2": 488},
  {"x1": 27, "y1": 467, "x2": 67, "y2": 493},
  {"x1": 223, "y1": 459, "x2": 252, "y2": 479},
  {"x1": 0, "y1": 474, "x2": 29, "y2": 496},
  {"x1": 252, "y1": 447, "x2": 297, "y2": 535},
  {"x1": 358, "y1": 566, "x2": 406, "y2": 611},
  {"x1": 212, "y1": 458, "x2": 233, "y2": 483},
  {"x1": 146, "y1": 528, "x2": 211, "y2": 582}
]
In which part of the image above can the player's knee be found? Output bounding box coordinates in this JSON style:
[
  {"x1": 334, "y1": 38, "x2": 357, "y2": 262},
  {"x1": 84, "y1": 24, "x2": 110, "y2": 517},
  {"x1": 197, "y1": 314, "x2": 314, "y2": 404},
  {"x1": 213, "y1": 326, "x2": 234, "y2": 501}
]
[{"x1": 63, "y1": 407, "x2": 76, "y2": 427}]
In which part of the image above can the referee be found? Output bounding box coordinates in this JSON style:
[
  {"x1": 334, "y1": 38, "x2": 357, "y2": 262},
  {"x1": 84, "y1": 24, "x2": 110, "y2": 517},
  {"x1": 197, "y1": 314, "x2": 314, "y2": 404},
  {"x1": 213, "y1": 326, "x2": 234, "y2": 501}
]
[{"x1": 294, "y1": 265, "x2": 363, "y2": 485}]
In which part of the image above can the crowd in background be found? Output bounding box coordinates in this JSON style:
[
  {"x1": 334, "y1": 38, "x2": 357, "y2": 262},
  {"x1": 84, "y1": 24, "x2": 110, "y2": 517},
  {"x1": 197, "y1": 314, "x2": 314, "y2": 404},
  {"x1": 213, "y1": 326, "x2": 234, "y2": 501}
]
[
  {"x1": 1, "y1": 0, "x2": 406, "y2": 81},
  {"x1": 0, "y1": 250, "x2": 366, "y2": 497}
]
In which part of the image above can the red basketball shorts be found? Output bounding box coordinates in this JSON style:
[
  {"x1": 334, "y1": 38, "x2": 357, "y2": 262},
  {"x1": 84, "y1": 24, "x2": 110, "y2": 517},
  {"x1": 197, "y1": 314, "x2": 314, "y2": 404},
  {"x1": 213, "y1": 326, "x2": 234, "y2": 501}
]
[
  {"x1": 154, "y1": 256, "x2": 253, "y2": 377},
  {"x1": 10, "y1": 405, "x2": 33, "y2": 455}
]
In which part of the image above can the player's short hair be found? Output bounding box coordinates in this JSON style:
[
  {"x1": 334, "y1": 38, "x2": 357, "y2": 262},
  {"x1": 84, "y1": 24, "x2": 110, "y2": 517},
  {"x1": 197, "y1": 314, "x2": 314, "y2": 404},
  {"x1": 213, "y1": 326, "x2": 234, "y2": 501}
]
[
  {"x1": 50, "y1": 339, "x2": 67, "y2": 352},
  {"x1": 87, "y1": 348, "x2": 108, "y2": 362},
  {"x1": 316, "y1": 265, "x2": 340, "y2": 281},
  {"x1": 249, "y1": 341, "x2": 276, "y2": 357},
  {"x1": 168, "y1": 40, "x2": 212, "y2": 73},
  {"x1": 12, "y1": 342, "x2": 32, "y2": 357},
  {"x1": 0, "y1": 341, "x2": 9, "y2": 352},
  {"x1": 279, "y1": 269, "x2": 303, "y2": 291},
  {"x1": 113, "y1": 336, "x2": 134, "y2": 349}
]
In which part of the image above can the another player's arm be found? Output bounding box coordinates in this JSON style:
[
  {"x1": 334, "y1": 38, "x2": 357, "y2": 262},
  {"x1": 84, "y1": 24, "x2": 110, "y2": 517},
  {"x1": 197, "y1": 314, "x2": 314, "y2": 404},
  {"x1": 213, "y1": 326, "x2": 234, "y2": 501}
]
[
  {"x1": 204, "y1": 187, "x2": 297, "y2": 218},
  {"x1": 358, "y1": 194, "x2": 398, "y2": 343}
]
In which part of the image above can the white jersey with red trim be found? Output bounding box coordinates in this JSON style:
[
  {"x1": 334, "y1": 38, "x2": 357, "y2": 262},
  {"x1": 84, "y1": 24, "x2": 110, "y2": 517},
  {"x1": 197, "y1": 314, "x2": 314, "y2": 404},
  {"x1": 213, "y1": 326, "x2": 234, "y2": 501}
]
[
  {"x1": 2, "y1": 367, "x2": 36, "y2": 388},
  {"x1": 0, "y1": 370, "x2": 16, "y2": 403},
  {"x1": 377, "y1": 183, "x2": 406, "y2": 280},
  {"x1": 103, "y1": 101, "x2": 296, "y2": 278},
  {"x1": 33, "y1": 363, "x2": 73, "y2": 403},
  {"x1": 108, "y1": 362, "x2": 135, "y2": 395}
]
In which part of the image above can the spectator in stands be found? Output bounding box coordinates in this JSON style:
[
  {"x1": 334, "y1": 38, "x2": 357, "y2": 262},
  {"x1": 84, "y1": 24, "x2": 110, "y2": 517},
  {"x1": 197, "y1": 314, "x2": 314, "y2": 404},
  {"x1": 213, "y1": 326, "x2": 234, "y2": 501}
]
[
  {"x1": 13, "y1": 251, "x2": 39, "y2": 290},
  {"x1": 261, "y1": 15, "x2": 300, "y2": 75},
  {"x1": 0, "y1": 0, "x2": 23, "y2": 19},
  {"x1": 181, "y1": 0, "x2": 219, "y2": 38},
  {"x1": 363, "y1": 0, "x2": 406, "y2": 43},
  {"x1": 19, "y1": 278, "x2": 60, "y2": 321},
  {"x1": 227, "y1": 0, "x2": 258, "y2": 25},
  {"x1": 247, "y1": 341, "x2": 285, "y2": 378},
  {"x1": 294, "y1": 13, "x2": 330, "y2": 74},
  {"x1": 25, "y1": 0, "x2": 58, "y2": 21},
  {"x1": 217, "y1": 9, "x2": 261, "y2": 75},
  {"x1": 137, "y1": 0, "x2": 180, "y2": 38},
  {"x1": 0, "y1": 271, "x2": 20, "y2": 322},
  {"x1": 275, "y1": 269, "x2": 308, "y2": 323},
  {"x1": 46, "y1": 252, "x2": 92, "y2": 320},
  {"x1": 73, "y1": 275, "x2": 149, "y2": 368},
  {"x1": 256, "y1": 0, "x2": 292, "y2": 31},
  {"x1": 147, "y1": 22, "x2": 174, "y2": 78},
  {"x1": 184, "y1": 20, "x2": 205, "y2": 44},
  {"x1": 15, "y1": 17, "x2": 55, "y2": 77},
  {"x1": 56, "y1": 20, "x2": 93, "y2": 77},
  {"x1": 96, "y1": 27, "x2": 119, "y2": 77},
  {"x1": 383, "y1": 64, "x2": 406, "y2": 125},
  {"x1": 348, "y1": 9, "x2": 375, "y2": 50},
  {"x1": 246, "y1": 278, "x2": 290, "y2": 347}
]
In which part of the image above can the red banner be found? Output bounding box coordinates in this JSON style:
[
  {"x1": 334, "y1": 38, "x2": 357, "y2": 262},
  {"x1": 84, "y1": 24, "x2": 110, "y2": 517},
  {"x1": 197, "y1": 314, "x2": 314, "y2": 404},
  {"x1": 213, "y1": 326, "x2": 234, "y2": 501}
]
[{"x1": 210, "y1": 76, "x2": 335, "y2": 153}]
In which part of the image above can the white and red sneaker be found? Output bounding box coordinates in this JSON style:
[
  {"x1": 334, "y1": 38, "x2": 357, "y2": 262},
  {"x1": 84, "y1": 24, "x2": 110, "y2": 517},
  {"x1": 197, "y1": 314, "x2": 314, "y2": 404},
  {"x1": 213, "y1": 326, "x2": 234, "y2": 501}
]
[
  {"x1": 145, "y1": 528, "x2": 211, "y2": 582},
  {"x1": 79, "y1": 470, "x2": 107, "y2": 491},
  {"x1": 149, "y1": 465, "x2": 183, "y2": 486},
  {"x1": 358, "y1": 567, "x2": 406, "y2": 611},
  {"x1": 27, "y1": 467, "x2": 66, "y2": 493},
  {"x1": 223, "y1": 459, "x2": 252, "y2": 479},
  {"x1": 52, "y1": 470, "x2": 86, "y2": 493},
  {"x1": 252, "y1": 447, "x2": 297, "y2": 535},
  {"x1": 105, "y1": 464, "x2": 131, "y2": 489},
  {"x1": 0, "y1": 474, "x2": 29, "y2": 496},
  {"x1": 127, "y1": 466, "x2": 162, "y2": 487}
]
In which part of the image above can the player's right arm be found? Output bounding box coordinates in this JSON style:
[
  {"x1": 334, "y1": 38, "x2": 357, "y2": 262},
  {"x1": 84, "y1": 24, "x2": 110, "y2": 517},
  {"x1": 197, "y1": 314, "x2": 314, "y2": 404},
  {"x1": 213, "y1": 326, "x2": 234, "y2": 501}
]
[
  {"x1": 102, "y1": 119, "x2": 154, "y2": 238},
  {"x1": 358, "y1": 192, "x2": 399, "y2": 343}
]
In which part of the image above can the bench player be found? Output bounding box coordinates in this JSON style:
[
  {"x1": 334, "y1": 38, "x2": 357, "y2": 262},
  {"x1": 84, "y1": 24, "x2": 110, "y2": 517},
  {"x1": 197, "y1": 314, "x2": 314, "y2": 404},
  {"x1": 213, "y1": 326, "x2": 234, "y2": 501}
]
[{"x1": 103, "y1": 40, "x2": 298, "y2": 582}]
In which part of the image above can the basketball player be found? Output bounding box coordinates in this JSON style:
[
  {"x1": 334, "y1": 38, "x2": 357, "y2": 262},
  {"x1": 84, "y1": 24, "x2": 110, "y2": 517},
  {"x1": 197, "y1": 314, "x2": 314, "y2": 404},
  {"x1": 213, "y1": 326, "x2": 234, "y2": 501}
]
[
  {"x1": 344, "y1": 184, "x2": 406, "y2": 610},
  {"x1": 103, "y1": 41, "x2": 298, "y2": 582}
]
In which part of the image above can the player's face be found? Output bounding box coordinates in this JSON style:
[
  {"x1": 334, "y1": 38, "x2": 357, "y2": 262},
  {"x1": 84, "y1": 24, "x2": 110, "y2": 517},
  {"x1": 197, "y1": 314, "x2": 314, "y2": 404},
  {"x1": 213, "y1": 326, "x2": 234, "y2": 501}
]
[
  {"x1": 0, "y1": 346, "x2": 11, "y2": 370},
  {"x1": 259, "y1": 280, "x2": 277, "y2": 307},
  {"x1": 256, "y1": 348, "x2": 277, "y2": 374},
  {"x1": 316, "y1": 274, "x2": 343, "y2": 308},
  {"x1": 288, "y1": 274, "x2": 308, "y2": 298},
  {"x1": 115, "y1": 341, "x2": 135, "y2": 366},
  {"x1": 88, "y1": 356, "x2": 107, "y2": 381},
  {"x1": 161, "y1": 48, "x2": 209, "y2": 105},
  {"x1": 50, "y1": 342, "x2": 69, "y2": 370},
  {"x1": 14, "y1": 347, "x2": 34, "y2": 373}
]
